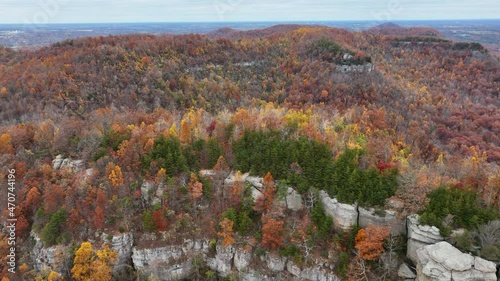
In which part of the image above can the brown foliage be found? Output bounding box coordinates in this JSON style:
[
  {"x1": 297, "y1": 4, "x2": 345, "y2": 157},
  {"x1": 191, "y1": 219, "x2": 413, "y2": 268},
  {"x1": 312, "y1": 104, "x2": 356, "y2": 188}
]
[
  {"x1": 261, "y1": 215, "x2": 284, "y2": 250},
  {"x1": 355, "y1": 226, "x2": 390, "y2": 261}
]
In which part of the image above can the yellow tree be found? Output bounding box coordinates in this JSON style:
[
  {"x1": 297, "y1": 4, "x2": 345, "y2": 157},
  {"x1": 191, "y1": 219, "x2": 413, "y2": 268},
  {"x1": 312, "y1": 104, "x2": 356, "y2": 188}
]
[
  {"x1": 106, "y1": 163, "x2": 124, "y2": 188},
  {"x1": 71, "y1": 242, "x2": 93, "y2": 281},
  {"x1": 72, "y1": 242, "x2": 117, "y2": 281}
]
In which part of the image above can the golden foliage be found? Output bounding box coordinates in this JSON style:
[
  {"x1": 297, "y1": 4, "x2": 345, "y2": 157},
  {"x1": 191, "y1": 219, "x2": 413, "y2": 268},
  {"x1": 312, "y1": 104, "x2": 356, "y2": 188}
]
[
  {"x1": 106, "y1": 163, "x2": 124, "y2": 187},
  {"x1": 72, "y1": 242, "x2": 117, "y2": 281},
  {"x1": 217, "y1": 218, "x2": 235, "y2": 247}
]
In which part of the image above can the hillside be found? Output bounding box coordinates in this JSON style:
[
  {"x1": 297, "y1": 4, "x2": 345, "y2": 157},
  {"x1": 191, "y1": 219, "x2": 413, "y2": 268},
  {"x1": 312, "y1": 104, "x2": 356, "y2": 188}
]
[{"x1": 0, "y1": 25, "x2": 499, "y2": 280}]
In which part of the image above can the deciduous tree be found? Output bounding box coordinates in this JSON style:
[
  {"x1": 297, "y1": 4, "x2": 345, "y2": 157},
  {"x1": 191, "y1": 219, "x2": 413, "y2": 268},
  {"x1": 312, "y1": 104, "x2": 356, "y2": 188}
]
[{"x1": 355, "y1": 226, "x2": 390, "y2": 261}]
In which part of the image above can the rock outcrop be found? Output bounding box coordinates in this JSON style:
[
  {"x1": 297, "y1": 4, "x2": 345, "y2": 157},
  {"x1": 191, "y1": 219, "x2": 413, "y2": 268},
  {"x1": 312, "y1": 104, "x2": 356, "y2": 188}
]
[
  {"x1": 206, "y1": 244, "x2": 235, "y2": 277},
  {"x1": 415, "y1": 241, "x2": 498, "y2": 281},
  {"x1": 234, "y1": 248, "x2": 252, "y2": 271},
  {"x1": 319, "y1": 190, "x2": 358, "y2": 230},
  {"x1": 398, "y1": 263, "x2": 417, "y2": 280},
  {"x1": 406, "y1": 214, "x2": 444, "y2": 263},
  {"x1": 132, "y1": 239, "x2": 209, "y2": 280},
  {"x1": 52, "y1": 155, "x2": 84, "y2": 172},
  {"x1": 287, "y1": 261, "x2": 340, "y2": 281},
  {"x1": 31, "y1": 232, "x2": 70, "y2": 273},
  {"x1": 358, "y1": 207, "x2": 405, "y2": 235},
  {"x1": 335, "y1": 63, "x2": 374, "y2": 73},
  {"x1": 109, "y1": 233, "x2": 134, "y2": 266},
  {"x1": 285, "y1": 187, "x2": 303, "y2": 211}
]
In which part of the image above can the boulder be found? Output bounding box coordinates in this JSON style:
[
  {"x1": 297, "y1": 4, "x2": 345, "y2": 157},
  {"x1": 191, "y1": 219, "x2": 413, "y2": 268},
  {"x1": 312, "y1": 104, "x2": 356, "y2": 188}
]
[
  {"x1": 250, "y1": 186, "x2": 263, "y2": 201},
  {"x1": 245, "y1": 176, "x2": 263, "y2": 189},
  {"x1": 52, "y1": 155, "x2": 64, "y2": 170},
  {"x1": 406, "y1": 214, "x2": 444, "y2": 263},
  {"x1": 199, "y1": 169, "x2": 215, "y2": 177},
  {"x1": 415, "y1": 242, "x2": 498, "y2": 281},
  {"x1": 206, "y1": 244, "x2": 235, "y2": 277},
  {"x1": 319, "y1": 191, "x2": 358, "y2": 230},
  {"x1": 234, "y1": 248, "x2": 252, "y2": 271},
  {"x1": 358, "y1": 207, "x2": 405, "y2": 235},
  {"x1": 398, "y1": 263, "x2": 416, "y2": 279},
  {"x1": 224, "y1": 172, "x2": 249, "y2": 186},
  {"x1": 266, "y1": 253, "x2": 287, "y2": 271},
  {"x1": 285, "y1": 187, "x2": 303, "y2": 211},
  {"x1": 52, "y1": 155, "x2": 84, "y2": 172}
]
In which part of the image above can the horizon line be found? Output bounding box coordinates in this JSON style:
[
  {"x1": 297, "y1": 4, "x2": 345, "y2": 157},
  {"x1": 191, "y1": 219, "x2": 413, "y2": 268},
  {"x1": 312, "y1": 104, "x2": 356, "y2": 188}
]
[{"x1": 0, "y1": 18, "x2": 499, "y2": 25}]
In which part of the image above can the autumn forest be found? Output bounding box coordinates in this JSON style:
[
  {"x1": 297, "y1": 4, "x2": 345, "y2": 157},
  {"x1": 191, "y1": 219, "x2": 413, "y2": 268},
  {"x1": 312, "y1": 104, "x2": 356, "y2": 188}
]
[{"x1": 0, "y1": 24, "x2": 499, "y2": 280}]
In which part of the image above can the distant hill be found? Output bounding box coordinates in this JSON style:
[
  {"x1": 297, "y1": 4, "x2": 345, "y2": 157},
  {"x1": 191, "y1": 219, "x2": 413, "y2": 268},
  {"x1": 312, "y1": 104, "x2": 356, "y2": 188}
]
[
  {"x1": 207, "y1": 24, "x2": 324, "y2": 39},
  {"x1": 368, "y1": 22, "x2": 443, "y2": 37}
]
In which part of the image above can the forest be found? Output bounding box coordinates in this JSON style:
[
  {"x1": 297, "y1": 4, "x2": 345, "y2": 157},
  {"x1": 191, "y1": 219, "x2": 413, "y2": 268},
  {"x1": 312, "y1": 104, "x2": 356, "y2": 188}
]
[{"x1": 0, "y1": 24, "x2": 499, "y2": 280}]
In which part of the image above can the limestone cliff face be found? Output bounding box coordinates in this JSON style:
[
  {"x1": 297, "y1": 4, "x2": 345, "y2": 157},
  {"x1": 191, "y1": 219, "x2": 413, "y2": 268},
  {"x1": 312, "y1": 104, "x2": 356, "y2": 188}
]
[
  {"x1": 406, "y1": 214, "x2": 444, "y2": 264},
  {"x1": 415, "y1": 242, "x2": 498, "y2": 281}
]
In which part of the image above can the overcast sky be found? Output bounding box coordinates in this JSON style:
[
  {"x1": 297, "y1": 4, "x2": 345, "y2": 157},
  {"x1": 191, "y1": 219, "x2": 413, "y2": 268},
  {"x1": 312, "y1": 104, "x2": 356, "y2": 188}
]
[{"x1": 0, "y1": 0, "x2": 498, "y2": 24}]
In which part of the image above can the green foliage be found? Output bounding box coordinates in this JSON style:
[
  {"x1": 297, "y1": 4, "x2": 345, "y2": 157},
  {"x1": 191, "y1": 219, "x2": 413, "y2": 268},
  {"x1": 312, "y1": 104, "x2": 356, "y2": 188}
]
[
  {"x1": 142, "y1": 135, "x2": 188, "y2": 175},
  {"x1": 40, "y1": 208, "x2": 67, "y2": 246},
  {"x1": 279, "y1": 244, "x2": 303, "y2": 264},
  {"x1": 233, "y1": 130, "x2": 335, "y2": 191},
  {"x1": 336, "y1": 251, "x2": 349, "y2": 280},
  {"x1": 142, "y1": 211, "x2": 156, "y2": 232},
  {"x1": 419, "y1": 186, "x2": 499, "y2": 235},
  {"x1": 451, "y1": 230, "x2": 474, "y2": 253},
  {"x1": 331, "y1": 148, "x2": 398, "y2": 207},
  {"x1": 310, "y1": 201, "x2": 333, "y2": 239},
  {"x1": 233, "y1": 131, "x2": 398, "y2": 207},
  {"x1": 93, "y1": 129, "x2": 130, "y2": 161},
  {"x1": 222, "y1": 206, "x2": 255, "y2": 236},
  {"x1": 309, "y1": 37, "x2": 342, "y2": 61},
  {"x1": 452, "y1": 42, "x2": 486, "y2": 52},
  {"x1": 308, "y1": 37, "x2": 371, "y2": 65},
  {"x1": 199, "y1": 175, "x2": 214, "y2": 199},
  {"x1": 480, "y1": 245, "x2": 500, "y2": 262}
]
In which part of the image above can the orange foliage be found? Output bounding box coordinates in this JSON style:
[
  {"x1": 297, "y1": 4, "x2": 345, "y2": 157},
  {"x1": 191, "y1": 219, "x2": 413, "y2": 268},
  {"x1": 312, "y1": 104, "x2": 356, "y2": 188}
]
[
  {"x1": 187, "y1": 173, "x2": 203, "y2": 202},
  {"x1": 355, "y1": 226, "x2": 390, "y2": 261},
  {"x1": 261, "y1": 215, "x2": 284, "y2": 250},
  {"x1": 0, "y1": 133, "x2": 14, "y2": 154},
  {"x1": 217, "y1": 218, "x2": 235, "y2": 247},
  {"x1": 152, "y1": 209, "x2": 168, "y2": 231}
]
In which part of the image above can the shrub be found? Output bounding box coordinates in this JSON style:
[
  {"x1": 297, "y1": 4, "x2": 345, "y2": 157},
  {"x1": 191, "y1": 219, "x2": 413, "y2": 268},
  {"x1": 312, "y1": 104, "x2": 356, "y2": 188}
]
[
  {"x1": 419, "y1": 186, "x2": 499, "y2": 235},
  {"x1": 40, "y1": 208, "x2": 67, "y2": 246}
]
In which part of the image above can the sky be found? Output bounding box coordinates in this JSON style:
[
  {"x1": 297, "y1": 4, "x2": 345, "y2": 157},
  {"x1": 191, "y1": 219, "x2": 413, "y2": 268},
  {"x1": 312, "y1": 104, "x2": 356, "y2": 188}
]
[{"x1": 0, "y1": 0, "x2": 498, "y2": 24}]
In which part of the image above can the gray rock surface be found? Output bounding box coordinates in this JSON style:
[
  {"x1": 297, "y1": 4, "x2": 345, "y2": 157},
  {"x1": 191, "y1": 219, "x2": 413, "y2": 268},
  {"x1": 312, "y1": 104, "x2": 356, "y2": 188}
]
[
  {"x1": 285, "y1": 187, "x2": 303, "y2": 211},
  {"x1": 52, "y1": 155, "x2": 84, "y2": 172},
  {"x1": 110, "y1": 232, "x2": 134, "y2": 266},
  {"x1": 319, "y1": 190, "x2": 358, "y2": 230},
  {"x1": 415, "y1": 241, "x2": 498, "y2": 281},
  {"x1": 206, "y1": 244, "x2": 235, "y2": 277},
  {"x1": 266, "y1": 253, "x2": 287, "y2": 272},
  {"x1": 398, "y1": 263, "x2": 417, "y2": 279},
  {"x1": 358, "y1": 207, "x2": 406, "y2": 235},
  {"x1": 245, "y1": 176, "x2": 264, "y2": 189},
  {"x1": 234, "y1": 248, "x2": 252, "y2": 271},
  {"x1": 406, "y1": 214, "x2": 444, "y2": 263}
]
